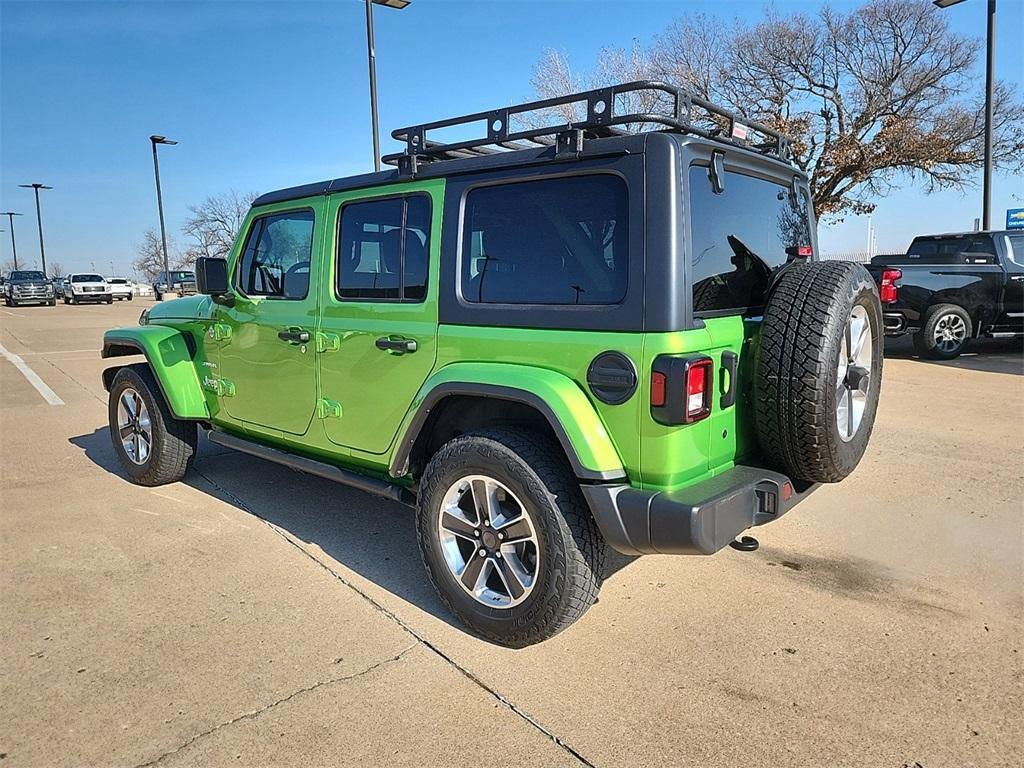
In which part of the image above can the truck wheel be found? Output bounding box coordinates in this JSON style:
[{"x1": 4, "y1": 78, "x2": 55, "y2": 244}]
[
  {"x1": 107, "y1": 365, "x2": 196, "y2": 486},
  {"x1": 913, "y1": 304, "x2": 971, "y2": 360},
  {"x1": 128, "y1": 294, "x2": 134, "y2": 301},
  {"x1": 416, "y1": 428, "x2": 604, "y2": 648},
  {"x1": 755, "y1": 261, "x2": 883, "y2": 484}
]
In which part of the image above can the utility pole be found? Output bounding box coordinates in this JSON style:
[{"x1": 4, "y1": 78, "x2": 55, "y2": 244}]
[
  {"x1": 364, "y1": 0, "x2": 411, "y2": 172},
  {"x1": 150, "y1": 135, "x2": 177, "y2": 297},
  {"x1": 19, "y1": 183, "x2": 53, "y2": 276},
  {"x1": 2, "y1": 212, "x2": 23, "y2": 270}
]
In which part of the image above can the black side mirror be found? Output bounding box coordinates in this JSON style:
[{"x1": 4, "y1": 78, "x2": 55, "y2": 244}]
[{"x1": 196, "y1": 257, "x2": 230, "y2": 296}]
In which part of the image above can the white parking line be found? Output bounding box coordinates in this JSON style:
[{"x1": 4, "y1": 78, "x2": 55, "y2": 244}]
[{"x1": 0, "y1": 342, "x2": 66, "y2": 405}]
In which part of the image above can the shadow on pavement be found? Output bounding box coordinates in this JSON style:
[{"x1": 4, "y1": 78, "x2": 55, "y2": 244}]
[
  {"x1": 69, "y1": 427, "x2": 635, "y2": 643},
  {"x1": 883, "y1": 335, "x2": 1023, "y2": 376}
]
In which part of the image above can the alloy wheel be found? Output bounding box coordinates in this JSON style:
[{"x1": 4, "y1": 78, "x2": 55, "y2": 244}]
[
  {"x1": 836, "y1": 305, "x2": 873, "y2": 442},
  {"x1": 117, "y1": 388, "x2": 153, "y2": 465},
  {"x1": 437, "y1": 475, "x2": 539, "y2": 608}
]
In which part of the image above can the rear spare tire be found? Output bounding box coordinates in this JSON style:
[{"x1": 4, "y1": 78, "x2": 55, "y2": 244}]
[{"x1": 754, "y1": 261, "x2": 882, "y2": 483}]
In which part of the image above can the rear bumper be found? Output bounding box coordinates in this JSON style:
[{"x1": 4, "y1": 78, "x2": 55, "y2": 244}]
[{"x1": 582, "y1": 465, "x2": 817, "y2": 556}]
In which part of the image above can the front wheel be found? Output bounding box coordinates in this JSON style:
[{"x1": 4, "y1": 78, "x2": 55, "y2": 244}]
[
  {"x1": 416, "y1": 428, "x2": 604, "y2": 648},
  {"x1": 108, "y1": 365, "x2": 196, "y2": 486},
  {"x1": 913, "y1": 304, "x2": 971, "y2": 360},
  {"x1": 127, "y1": 294, "x2": 134, "y2": 301}
]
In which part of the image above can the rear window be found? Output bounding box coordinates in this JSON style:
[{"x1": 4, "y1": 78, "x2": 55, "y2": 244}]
[
  {"x1": 460, "y1": 174, "x2": 628, "y2": 305},
  {"x1": 109, "y1": 278, "x2": 128, "y2": 284},
  {"x1": 908, "y1": 237, "x2": 995, "y2": 258},
  {"x1": 689, "y1": 166, "x2": 811, "y2": 315}
]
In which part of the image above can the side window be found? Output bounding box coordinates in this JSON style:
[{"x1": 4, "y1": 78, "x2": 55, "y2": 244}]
[
  {"x1": 688, "y1": 165, "x2": 812, "y2": 314},
  {"x1": 236, "y1": 210, "x2": 315, "y2": 299},
  {"x1": 1007, "y1": 235, "x2": 1024, "y2": 267},
  {"x1": 460, "y1": 175, "x2": 628, "y2": 305},
  {"x1": 336, "y1": 194, "x2": 431, "y2": 302}
]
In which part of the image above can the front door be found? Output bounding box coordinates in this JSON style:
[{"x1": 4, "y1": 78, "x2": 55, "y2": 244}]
[
  {"x1": 317, "y1": 183, "x2": 442, "y2": 455},
  {"x1": 214, "y1": 201, "x2": 323, "y2": 435}
]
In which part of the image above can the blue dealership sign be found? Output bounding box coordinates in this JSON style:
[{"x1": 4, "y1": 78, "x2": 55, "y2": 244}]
[{"x1": 1008, "y1": 208, "x2": 1024, "y2": 230}]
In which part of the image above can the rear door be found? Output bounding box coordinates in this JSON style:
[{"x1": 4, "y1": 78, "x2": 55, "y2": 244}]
[
  {"x1": 685, "y1": 152, "x2": 815, "y2": 472},
  {"x1": 999, "y1": 233, "x2": 1024, "y2": 326},
  {"x1": 317, "y1": 180, "x2": 442, "y2": 454}
]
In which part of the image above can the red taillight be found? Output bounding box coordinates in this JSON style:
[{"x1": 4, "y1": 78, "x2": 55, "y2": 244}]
[
  {"x1": 685, "y1": 359, "x2": 713, "y2": 422},
  {"x1": 651, "y1": 371, "x2": 667, "y2": 408},
  {"x1": 797, "y1": 245, "x2": 813, "y2": 258},
  {"x1": 880, "y1": 268, "x2": 901, "y2": 304}
]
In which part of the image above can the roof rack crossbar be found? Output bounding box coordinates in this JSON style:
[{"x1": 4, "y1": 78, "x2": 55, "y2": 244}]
[{"x1": 382, "y1": 81, "x2": 793, "y2": 172}]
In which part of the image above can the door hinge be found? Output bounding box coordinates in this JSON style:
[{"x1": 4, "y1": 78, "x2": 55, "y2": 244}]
[
  {"x1": 203, "y1": 375, "x2": 236, "y2": 397},
  {"x1": 316, "y1": 331, "x2": 341, "y2": 353},
  {"x1": 317, "y1": 398, "x2": 343, "y2": 419},
  {"x1": 210, "y1": 323, "x2": 233, "y2": 342}
]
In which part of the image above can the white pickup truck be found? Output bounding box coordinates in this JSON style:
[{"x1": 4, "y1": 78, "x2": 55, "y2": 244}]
[
  {"x1": 106, "y1": 277, "x2": 134, "y2": 301},
  {"x1": 63, "y1": 273, "x2": 113, "y2": 305}
]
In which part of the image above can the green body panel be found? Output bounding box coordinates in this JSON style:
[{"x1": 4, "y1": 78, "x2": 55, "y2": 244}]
[
  {"x1": 318, "y1": 179, "x2": 444, "y2": 454},
  {"x1": 397, "y1": 358, "x2": 628, "y2": 477},
  {"x1": 103, "y1": 183, "x2": 765, "y2": 496},
  {"x1": 102, "y1": 323, "x2": 212, "y2": 420},
  {"x1": 208, "y1": 195, "x2": 327, "y2": 436}
]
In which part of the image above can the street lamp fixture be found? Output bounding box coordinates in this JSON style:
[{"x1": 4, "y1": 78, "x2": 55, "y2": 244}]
[
  {"x1": 149, "y1": 135, "x2": 177, "y2": 297},
  {"x1": 1, "y1": 212, "x2": 24, "y2": 270},
  {"x1": 365, "y1": 0, "x2": 412, "y2": 172},
  {"x1": 933, "y1": 0, "x2": 996, "y2": 230},
  {"x1": 18, "y1": 183, "x2": 53, "y2": 277}
]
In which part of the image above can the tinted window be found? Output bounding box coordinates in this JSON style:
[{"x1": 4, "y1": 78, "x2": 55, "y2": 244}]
[
  {"x1": 236, "y1": 210, "x2": 314, "y2": 299},
  {"x1": 72, "y1": 274, "x2": 105, "y2": 282},
  {"x1": 1007, "y1": 235, "x2": 1024, "y2": 267},
  {"x1": 908, "y1": 237, "x2": 996, "y2": 258},
  {"x1": 689, "y1": 166, "x2": 811, "y2": 314},
  {"x1": 461, "y1": 175, "x2": 628, "y2": 305},
  {"x1": 11, "y1": 271, "x2": 45, "y2": 280},
  {"x1": 337, "y1": 195, "x2": 430, "y2": 301}
]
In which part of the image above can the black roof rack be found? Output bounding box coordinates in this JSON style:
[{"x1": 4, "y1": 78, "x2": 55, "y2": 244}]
[{"x1": 382, "y1": 80, "x2": 792, "y2": 175}]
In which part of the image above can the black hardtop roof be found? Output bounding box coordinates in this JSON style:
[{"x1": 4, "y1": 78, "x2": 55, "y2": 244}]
[{"x1": 912, "y1": 230, "x2": 1015, "y2": 239}]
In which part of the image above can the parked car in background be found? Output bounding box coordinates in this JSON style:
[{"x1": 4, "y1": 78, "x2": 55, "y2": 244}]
[
  {"x1": 134, "y1": 282, "x2": 154, "y2": 297},
  {"x1": 106, "y1": 277, "x2": 134, "y2": 301},
  {"x1": 64, "y1": 273, "x2": 113, "y2": 305},
  {"x1": 52, "y1": 277, "x2": 66, "y2": 298},
  {"x1": 153, "y1": 270, "x2": 196, "y2": 301},
  {"x1": 867, "y1": 230, "x2": 1024, "y2": 359},
  {"x1": 4, "y1": 270, "x2": 56, "y2": 307}
]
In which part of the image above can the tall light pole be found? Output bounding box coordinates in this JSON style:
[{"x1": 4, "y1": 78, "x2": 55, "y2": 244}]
[
  {"x1": 2, "y1": 212, "x2": 23, "y2": 270},
  {"x1": 934, "y1": 0, "x2": 996, "y2": 230},
  {"x1": 364, "y1": 0, "x2": 411, "y2": 172},
  {"x1": 19, "y1": 183, "x2": 53, "y2": 277},
  {"x1": 150, "y1": 135, "x2": 177, "y2": 297}
]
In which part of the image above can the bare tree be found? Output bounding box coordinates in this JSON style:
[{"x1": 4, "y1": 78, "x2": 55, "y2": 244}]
[
  {"x1": 48, "y1": 261, "x2": 67, "y2": 278},
  {"x1": 132, "y1": 229, "x2": 181, "y2": 281},
  {"x1": 530, "y1": 0, "x2": 1024, "y2": 221},
  {"x1": 181, "y1": 190, "x2": 258, "y2": 265}
]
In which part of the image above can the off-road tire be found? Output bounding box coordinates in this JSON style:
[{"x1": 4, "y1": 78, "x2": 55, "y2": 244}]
[
  {"x1": 913, "y1": 303, "x2": 972, "y2": 360},
  {"x1": 416, "y1": 428, "x2": 604, "y2": 648},
  {"x1": 108, "y1": 365, "x2": 196, "y2": 486},
  {"x1": 755, "y1": 261, "x2": 883, "y2": 483}
]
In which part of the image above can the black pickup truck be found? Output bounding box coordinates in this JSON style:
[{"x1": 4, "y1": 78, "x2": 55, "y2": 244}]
[{"x1": 867, "y1": 230, "x2": 1024, "y2": 359}]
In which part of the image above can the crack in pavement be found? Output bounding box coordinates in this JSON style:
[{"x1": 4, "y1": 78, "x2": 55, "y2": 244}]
[
  {"x1": 191, "y1": 465, "x2": 597, "y2": 768},
  {"x1": 133, "y1": 644, "x2": 418, "y2": 768}
]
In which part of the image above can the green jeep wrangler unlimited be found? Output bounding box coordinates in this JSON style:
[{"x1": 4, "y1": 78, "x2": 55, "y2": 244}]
[{"x1": 102, "y1": 82, "x2": 882, "y2": 647}]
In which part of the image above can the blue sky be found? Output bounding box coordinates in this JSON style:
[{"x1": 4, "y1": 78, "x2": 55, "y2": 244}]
[{"x1": 1, "y1": 0, "x2": 1021, "y2": 276}]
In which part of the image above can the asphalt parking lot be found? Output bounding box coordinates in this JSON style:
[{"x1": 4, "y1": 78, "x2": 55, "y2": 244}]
[{"x1": 1, "y1": 300, "x2": 1021, "y2": 767}]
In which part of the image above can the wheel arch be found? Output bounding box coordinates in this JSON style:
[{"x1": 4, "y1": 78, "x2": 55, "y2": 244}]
[
  {"x1": 101, "y1": 327, "x2": 209, "y2": 420},
  {"x1": 391, "y1": 366, "x2": 627, "y2": 483}
]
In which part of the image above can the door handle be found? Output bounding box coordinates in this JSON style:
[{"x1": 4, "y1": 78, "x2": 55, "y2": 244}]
[
  {"x1": 278, "y1": 328, "x2": 310, "y2": 344},
  {"x1": 375, "y1": 336, "x2": 417, "y2": 354},
  {"x1": 720, "y1": 351, "x2": 739, "y2": 408}
]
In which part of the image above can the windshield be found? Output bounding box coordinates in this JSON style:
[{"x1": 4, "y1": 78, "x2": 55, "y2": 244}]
[
  {"x1": 10, "y1": 270, "x2": 46, "y2": 280},
  {"x1": 72, "y1": 274, "x2": 105, "y2": 283}
]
